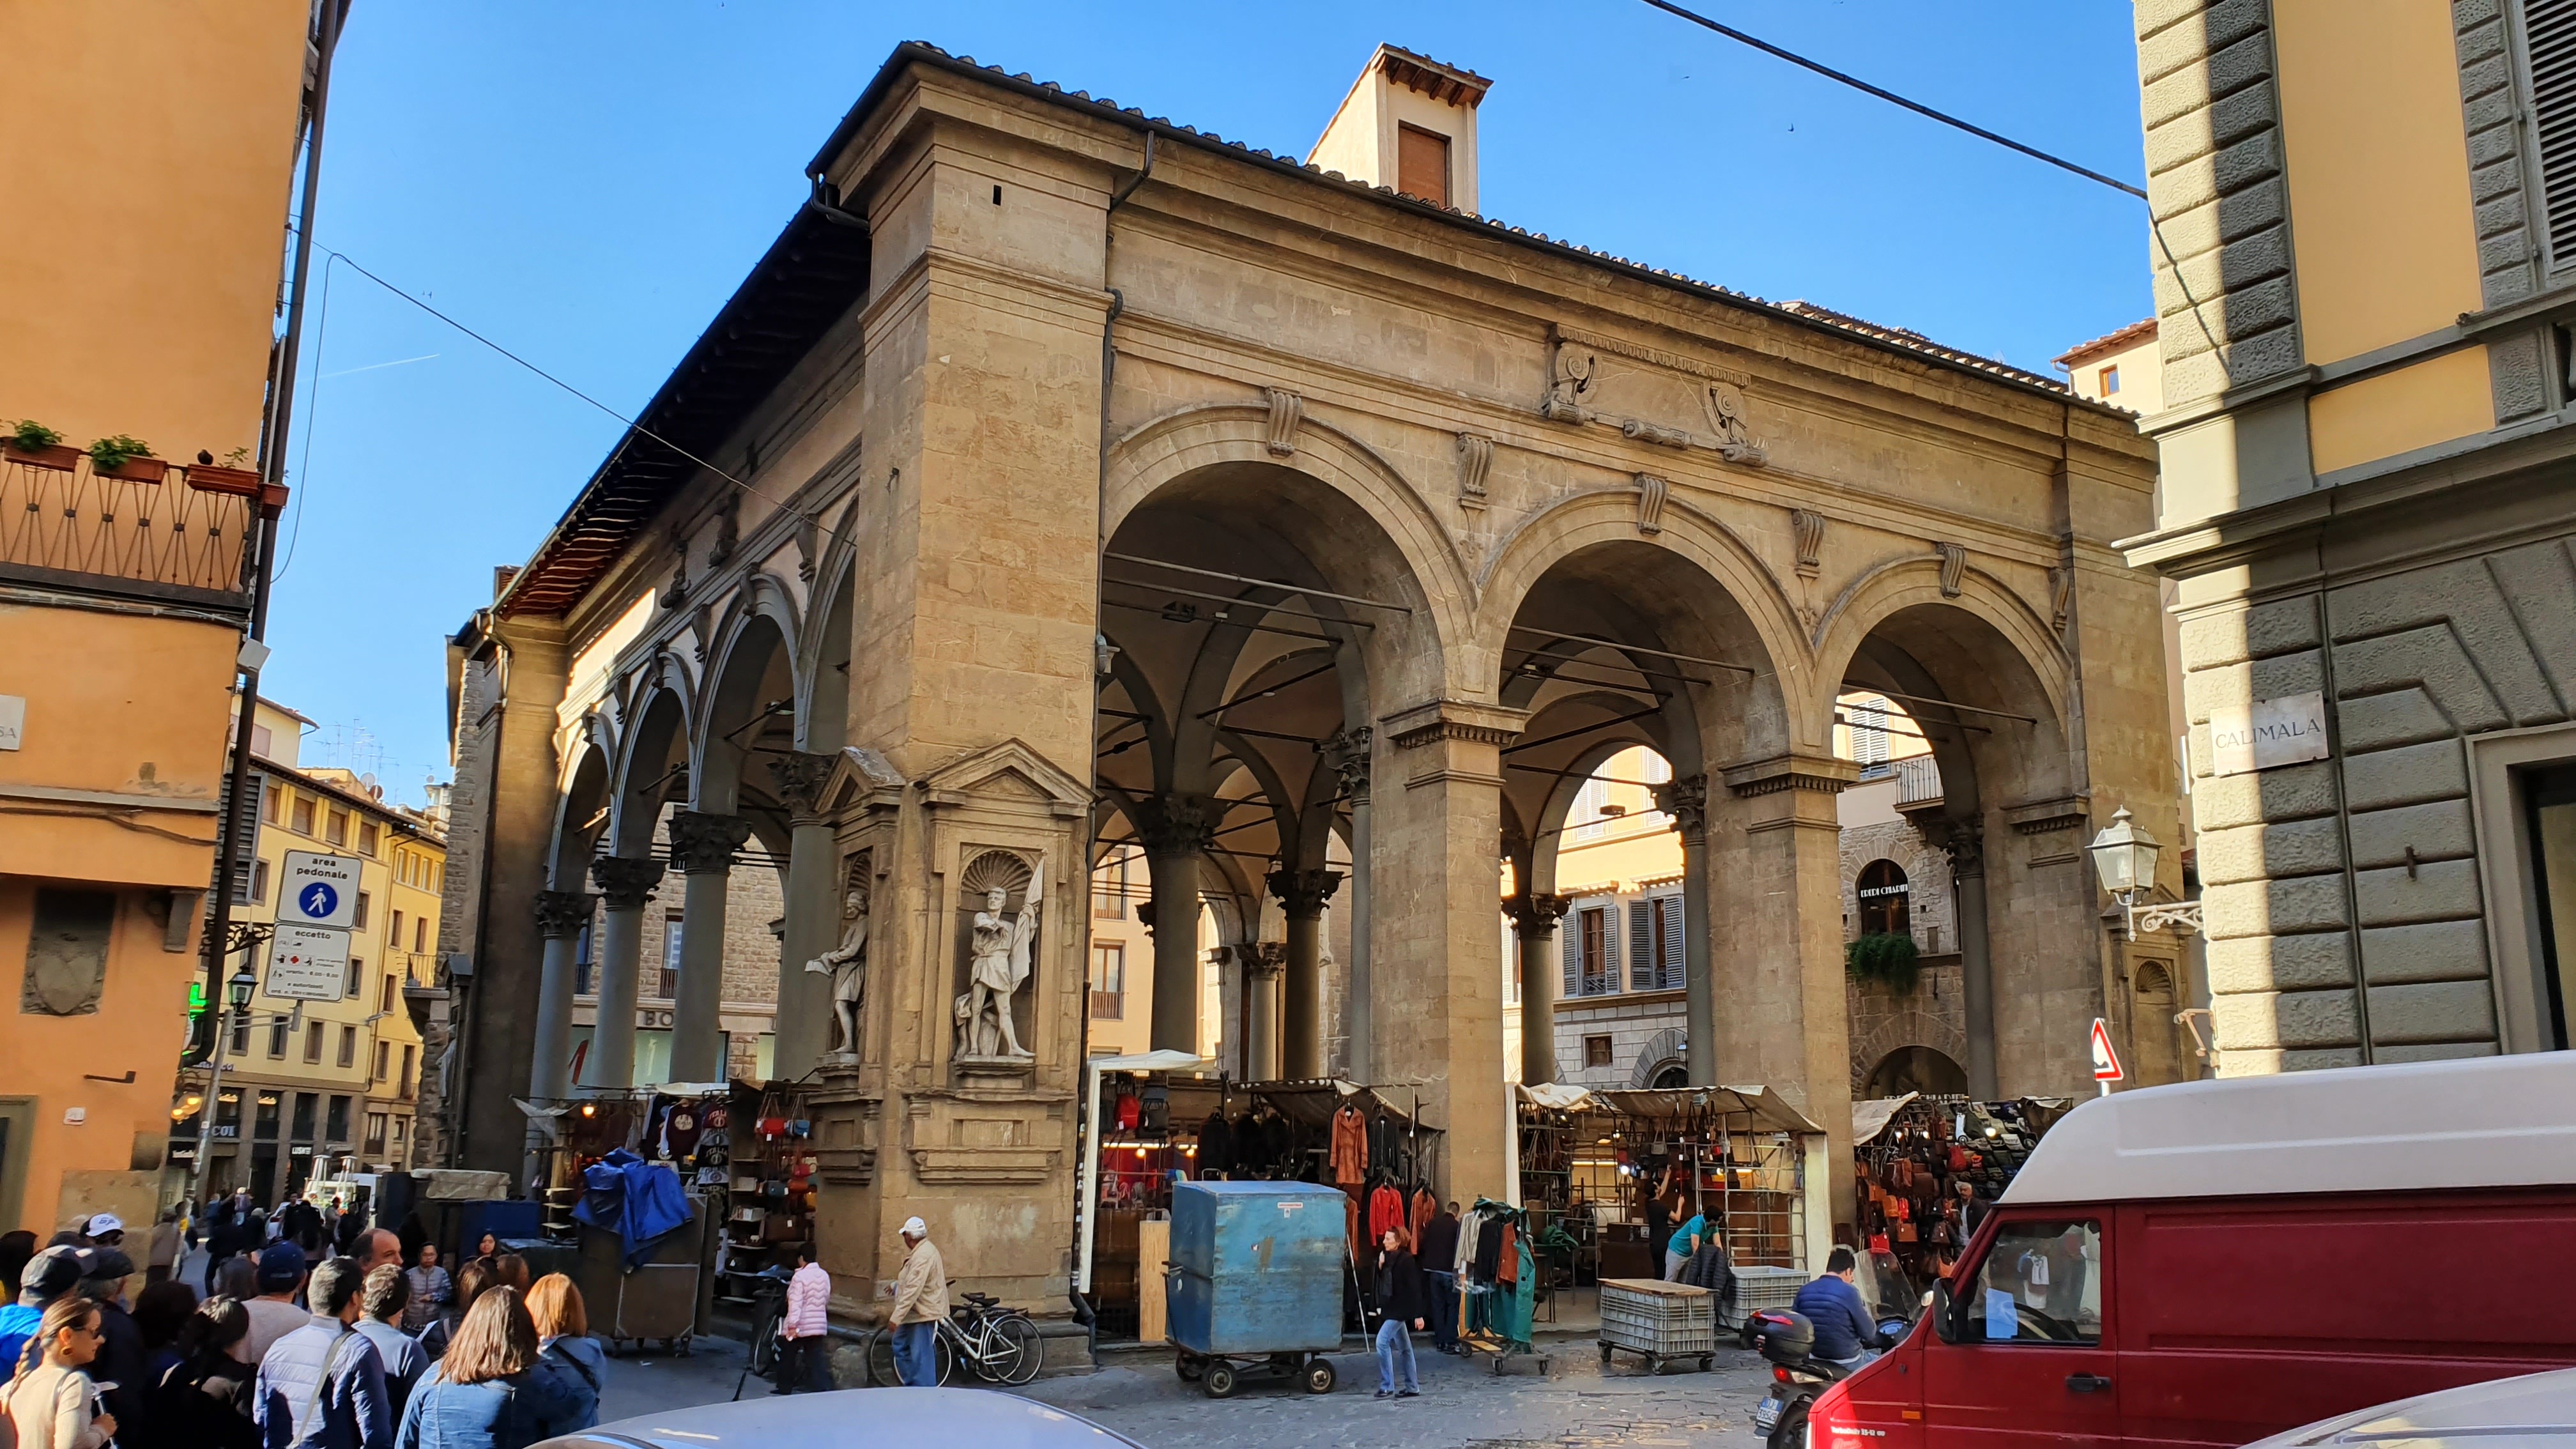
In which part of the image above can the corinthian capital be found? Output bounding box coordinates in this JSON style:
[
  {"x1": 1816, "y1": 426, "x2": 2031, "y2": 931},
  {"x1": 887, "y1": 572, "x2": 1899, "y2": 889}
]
[
  {"x1": 1132, "y1": 795, "x2": 1216, "y2": 856},
  {"x1": 1510, "y1": 892, "x2": 1573, "y2": 935},
  {"x1": 666, "y1": 811, "x2": 753, "y2": 874},
  {"x1": 1266, "y1": 868, "x2": 1344, "y2": 919},
  {"x1": 768, "y1": 751, "x2": 838, "y2": 825},
  {"x1": 1324, "y1": 725, "x2": 1374, "y2": 801},
  {"x1": 1653, "y1": 773, "x2": 1710, "y2": 841},
  {"x1": 533, "y1": 890, "x2": 597, "y2": 939},
  {"x1": 590, "y1": 856, "x2": 667, "y2": 910}
]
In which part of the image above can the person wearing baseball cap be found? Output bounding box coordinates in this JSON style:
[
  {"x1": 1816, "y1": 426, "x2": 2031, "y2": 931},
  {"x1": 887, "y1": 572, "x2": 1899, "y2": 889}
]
[
  {"x1": 0, "y1": 1245, "x2": 94, "y2": 1382},
  {"x1": 241, "y1": 1241, "x2": 310, "y2": 1365},
  {"x1": 80, "y1": 1247, "x2": 148, "y2": 1436},
  {"x1": 887, "y1": 1216, "x2": 947, "y2": 1386},
  {"x1": 79, "y1": 1213, "x2": 124, "y2": 1248}
]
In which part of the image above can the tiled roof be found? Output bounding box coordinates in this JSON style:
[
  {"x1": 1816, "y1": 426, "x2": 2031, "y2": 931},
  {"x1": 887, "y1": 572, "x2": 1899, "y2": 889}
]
[{"x1": 2054, "y1": 317, "x2": 2157, "y2": 369}]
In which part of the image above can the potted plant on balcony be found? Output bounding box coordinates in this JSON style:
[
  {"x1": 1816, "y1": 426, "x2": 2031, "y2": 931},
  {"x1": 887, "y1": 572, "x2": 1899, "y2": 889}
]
[
  {"x1": 183, "y1": 446, "x2": 261, "y2": 496},
  {"x1": 1846, "y1": 931, "x2": 1921, "y2": 993},
  {"x1": 88, "y1": 434, "x2": 164, "y2": 482},
  {"x1": 3, "y1": 420, "x2": 82, "y2": 470}
]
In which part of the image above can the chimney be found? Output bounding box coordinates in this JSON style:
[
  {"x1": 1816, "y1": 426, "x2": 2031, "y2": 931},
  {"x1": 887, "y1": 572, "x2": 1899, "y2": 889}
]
[{"x1": 1309, "y1": 45, "x2": 1491, "y2": 214}]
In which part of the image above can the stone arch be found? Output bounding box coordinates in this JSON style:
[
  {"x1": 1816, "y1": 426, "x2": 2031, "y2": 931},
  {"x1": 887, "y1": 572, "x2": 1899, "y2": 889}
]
[
  {"x1": 1811, "y1": 555, "x2": 2070, "y2": 733},
  {"x1": 1630, "y1": 1025, "x2": 1689, "y2": 1088},
  {"x1": 1848, "y1": 1007, "x2": 1972, "y2": 1096},
  {"x1": 694, "y1": 598, "x2": 800, "y2": 816},
  {"x1": 800, "y1": 549, "x2": 857, "y2": 753},
  {"x1": 1478, "y1": 488, "x2": 1814, "y2": 750},
  {"x1": 548, "y1": 739, "x2": 614, "y2": 890},
  {"x1": 610, "y1": 683, "x2": 691, "y2": 857}
]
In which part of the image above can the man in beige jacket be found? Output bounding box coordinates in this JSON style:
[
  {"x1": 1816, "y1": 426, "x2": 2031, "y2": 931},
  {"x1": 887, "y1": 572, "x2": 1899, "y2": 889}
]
[{"x1": 888, "y1": 1216, "x2": 947, "y2": 1386}]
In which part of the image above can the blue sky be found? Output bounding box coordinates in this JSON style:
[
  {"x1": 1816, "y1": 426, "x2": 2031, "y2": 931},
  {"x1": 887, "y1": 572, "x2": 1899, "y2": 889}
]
[{"x1": 266, "y1": 0, "x2": 2148, "y2": 802}]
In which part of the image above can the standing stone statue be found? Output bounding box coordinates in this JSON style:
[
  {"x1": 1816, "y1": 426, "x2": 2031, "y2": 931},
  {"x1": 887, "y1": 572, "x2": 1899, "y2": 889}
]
[
  {"x1": 803, "y1": 884, "x2": 870, "y2": 1056},
  {"x1": 957, "y1": 857, "x2": 1043, "y2": 1059}
]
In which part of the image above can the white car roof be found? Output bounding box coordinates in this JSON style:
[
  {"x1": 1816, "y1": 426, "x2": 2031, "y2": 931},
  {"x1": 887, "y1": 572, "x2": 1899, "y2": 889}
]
[
  {"x1": 2240, "y1": 1367, "x2": 2576, "y2": 1448},
  {"x1": 2002, "y1": 1052, "x2": 2576, "y2": 1206}
]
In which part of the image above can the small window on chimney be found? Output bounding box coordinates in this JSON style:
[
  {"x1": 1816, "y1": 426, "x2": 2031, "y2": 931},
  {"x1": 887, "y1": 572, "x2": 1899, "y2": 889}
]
[
  {"x1": 2099, "y1": 364, "x2": 2120, "y2": 395},
  {"x1": 1397, "y1": 124, "x2": 1450, "y2": 208}
]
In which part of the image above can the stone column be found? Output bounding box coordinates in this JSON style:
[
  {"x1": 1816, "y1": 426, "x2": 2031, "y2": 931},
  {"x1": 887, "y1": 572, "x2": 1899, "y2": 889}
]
[
  {"x1": 1942, "y1": 818, "x2": 1998, "y2": 1100},
  {"x1": 584, "y1": 857, "x2": 665, "y2": 1091},
  {"x1": 1328, "y1": 728, "x2": 1374, "y2": 1084},
  {"x1": 1268, "y1": 868, "x2": 1342, "y2": 1079},
  {"x1": 666, "y1": 811, "x2": 752, "y2": 1082},
  {"x1": 1710, "y1": 751, "x2": 1859, "y2": 1229},
  {"x1": 1376, "y1": 700, "x2": 1523, "y2": 1202},
  {"x1": 1509, "y1": 893, "x2": 1572, "y2": 1085},
  {"x1": 1134, "y1": 796, "x2": 1214, "y2": 1052},
  {"x1": 1657, "y1": 774, "x2": 1717, "y2": 1084},
  {"x1": 529, "y1": 891, "x2": 596, "y2": 1100},
  {"x1": 1242, "y1": 942, "x2": 1285, "y2": 1080},
  {"x1": 770, "y1": 753, "x2": 843, "y2": 1078}
]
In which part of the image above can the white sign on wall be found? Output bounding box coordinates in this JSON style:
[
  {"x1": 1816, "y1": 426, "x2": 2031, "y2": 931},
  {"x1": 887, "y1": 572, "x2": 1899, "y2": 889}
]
[
  {"x1": 2208, "y1": 691, "x2": 2330, "y2": 777},
  {"x1": 0, "y1": 695, "x2": 22, "y2": 751},
  {"x1": 279, "y1": 852, "x2": 360, "y2": 930},
  {"x1": 266, "y1": 924, "x2": 351, "y2": 1002}
]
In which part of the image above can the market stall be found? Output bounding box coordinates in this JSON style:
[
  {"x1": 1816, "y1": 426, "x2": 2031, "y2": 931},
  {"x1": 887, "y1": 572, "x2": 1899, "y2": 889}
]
[{"x1": 1851, "y1": 1092, "x2": 2070, "y2": 1294}]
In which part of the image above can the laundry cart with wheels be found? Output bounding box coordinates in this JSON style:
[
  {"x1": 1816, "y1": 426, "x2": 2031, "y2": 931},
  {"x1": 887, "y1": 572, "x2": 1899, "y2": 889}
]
[{"x1": 1165, "y1": 1180, "x2": 1346, "y2": 1399}]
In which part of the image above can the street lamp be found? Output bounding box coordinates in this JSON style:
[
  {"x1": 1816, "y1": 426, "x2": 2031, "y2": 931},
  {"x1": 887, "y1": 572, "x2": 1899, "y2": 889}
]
[
  {"x1": 2086, "y1": 806, "x2": 2201, "y2": 940},
  {"x1": 188, "y1": 968, "x2": 263, "y2": 1207}
]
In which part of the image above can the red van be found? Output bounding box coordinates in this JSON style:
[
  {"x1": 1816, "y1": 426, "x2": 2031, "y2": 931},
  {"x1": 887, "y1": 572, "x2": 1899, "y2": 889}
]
[{"x1": 1806, "y1": 1052, "x2": 2576, "y2": 1449}]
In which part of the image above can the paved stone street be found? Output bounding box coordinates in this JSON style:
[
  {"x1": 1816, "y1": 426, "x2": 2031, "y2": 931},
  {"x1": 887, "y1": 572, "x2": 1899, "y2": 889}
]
[{"x1": 576, "y1": 1330, "x2": 1769, "y2": 1449}]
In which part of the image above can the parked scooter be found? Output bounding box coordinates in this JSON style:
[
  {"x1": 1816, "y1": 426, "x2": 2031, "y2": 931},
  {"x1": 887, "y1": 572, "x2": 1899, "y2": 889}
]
[{"x1": 1747, "y1": 1308, "x2": 1859, "y2": 1449}]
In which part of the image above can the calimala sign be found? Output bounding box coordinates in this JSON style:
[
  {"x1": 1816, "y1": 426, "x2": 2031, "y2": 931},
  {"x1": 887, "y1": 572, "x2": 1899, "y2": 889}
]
[{"x1": 2209, "y1": 691, "x2": 2331, "y2": 776}]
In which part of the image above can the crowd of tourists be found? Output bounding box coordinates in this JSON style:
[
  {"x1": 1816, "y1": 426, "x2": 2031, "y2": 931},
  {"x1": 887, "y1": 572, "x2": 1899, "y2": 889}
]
[{"x1": 0, "y1": 1202, "x2": 604, "y2": 1449}]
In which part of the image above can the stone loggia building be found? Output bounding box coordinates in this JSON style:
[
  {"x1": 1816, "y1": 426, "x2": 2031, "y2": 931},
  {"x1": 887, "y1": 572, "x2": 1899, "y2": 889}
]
[{"x1": 434, "y1": 43, "x2": 2174, "y2": 1316}]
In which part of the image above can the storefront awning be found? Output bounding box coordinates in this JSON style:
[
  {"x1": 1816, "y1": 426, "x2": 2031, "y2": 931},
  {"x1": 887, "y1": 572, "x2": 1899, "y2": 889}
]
[
  {"x1": 1517, "y1": 1084, "x2": 1825, "y2": 1136},
  {"x1": 1851, "y1": 1093, "x2": 1920, "y2": 1145}
]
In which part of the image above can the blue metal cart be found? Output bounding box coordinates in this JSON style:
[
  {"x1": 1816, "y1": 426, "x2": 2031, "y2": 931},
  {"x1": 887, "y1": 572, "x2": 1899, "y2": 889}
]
[{"x1": 1164, "y1": 1180, "x2": 1346, "y2": 1398}]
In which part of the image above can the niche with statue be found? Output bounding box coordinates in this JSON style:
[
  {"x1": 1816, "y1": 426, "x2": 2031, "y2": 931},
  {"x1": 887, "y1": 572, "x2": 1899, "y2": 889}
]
[{"x1": 951, "y1": 848, "x2": 1044, "y2": 1070}]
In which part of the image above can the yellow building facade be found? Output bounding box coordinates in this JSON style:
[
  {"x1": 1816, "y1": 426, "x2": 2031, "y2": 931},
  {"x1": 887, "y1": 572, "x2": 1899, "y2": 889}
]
[
  {"x1": 2125, "y1": 2, "x2": 2576, "y2": 1069},
  {"x1": 169, "y1": 700, "x2": 443, "y2": 1204},
  {"x1": 0, "y1": 0, "x2": 314, "y2": 1235}
]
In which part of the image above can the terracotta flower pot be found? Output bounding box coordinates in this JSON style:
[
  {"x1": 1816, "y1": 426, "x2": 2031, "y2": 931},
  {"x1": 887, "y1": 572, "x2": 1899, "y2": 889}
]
[
  {"x1": 3, "y1": 441, "x2": 82, "y2": 470},
  {"x1": 185, "y1": 464, "x2": 263, "y2": 497},
  {"x1": 98, "y1": 456, "x2": 165, "y2": 482}
]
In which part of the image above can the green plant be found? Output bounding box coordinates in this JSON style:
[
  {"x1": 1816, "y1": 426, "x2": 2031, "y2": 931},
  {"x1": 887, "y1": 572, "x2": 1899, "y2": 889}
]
[
  {"x1": 1846, "y1": 931, "x2": 1922, "y2": 993},
  {"x1": 87, "y1": 434, "x2": 153, "y2": 471},
  {"x1": 8, "y1": 419, "x2": 62, "y2": 452},
  {"x1": 220, "y1": 445, "x2": 252, "y2": 468}
]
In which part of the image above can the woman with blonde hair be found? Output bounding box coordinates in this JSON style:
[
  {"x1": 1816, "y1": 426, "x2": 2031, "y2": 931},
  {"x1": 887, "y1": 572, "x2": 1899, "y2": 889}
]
[
  {"x1": 523, "y1": 1275, "x2": 602, "y2": 1431},
  {"x1": 392, "y1": 1285, "x2": 579, "y2": 1449},
  {"x1": 2, "y1": 1296, "x2": 115, "y2": 1449}
]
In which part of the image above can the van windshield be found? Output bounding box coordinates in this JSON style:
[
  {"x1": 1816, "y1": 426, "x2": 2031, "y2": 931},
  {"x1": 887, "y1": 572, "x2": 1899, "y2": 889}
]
[{"x1": 1962, "y1": 1219, "x2": 2100, "y2": 1344}]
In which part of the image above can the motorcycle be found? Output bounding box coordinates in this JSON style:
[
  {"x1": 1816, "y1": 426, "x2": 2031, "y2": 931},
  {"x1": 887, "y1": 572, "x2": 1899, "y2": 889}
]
[{"x1": 1747, "y1": 1308, "x2": 1860, "y2": 1449}]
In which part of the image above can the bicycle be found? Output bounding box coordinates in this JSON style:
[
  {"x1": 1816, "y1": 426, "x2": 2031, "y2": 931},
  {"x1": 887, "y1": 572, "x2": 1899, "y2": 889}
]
[
  {"x1": 731, "y1": 1266, "x2": 794, "y2": 1402},
  {"x1": 867, "y1": 1292, "x2": 1043, "y2": 1386}
]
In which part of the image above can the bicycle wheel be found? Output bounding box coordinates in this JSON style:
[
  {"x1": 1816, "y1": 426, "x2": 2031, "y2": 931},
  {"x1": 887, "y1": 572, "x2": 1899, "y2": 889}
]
[
  {"x1": 749, "y1": 1308, "x2": 782, "y2": 1380},
  {"x1": 992, "y1": 1315, "x2": 1043, "y2": 1385},
  {"x1": 865, "y1": 1329, "x2": 898, "y2": 1387},
  {"x1": 933, "y1": 1329, "x2": 957, "y2": 1386}
]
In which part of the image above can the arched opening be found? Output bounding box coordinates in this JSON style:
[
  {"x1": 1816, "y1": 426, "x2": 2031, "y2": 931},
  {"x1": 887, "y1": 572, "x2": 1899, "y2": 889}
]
[
  {"x1": 1648, "y1": 1063, "x2": 1690, "y2": 1090},
  {"x1": 1856, "y1": 859, "x2": 1911, "y2": 938},
  {"x1": 1863, "y1": 1044, "x2": 1966, "y2": 1099}
]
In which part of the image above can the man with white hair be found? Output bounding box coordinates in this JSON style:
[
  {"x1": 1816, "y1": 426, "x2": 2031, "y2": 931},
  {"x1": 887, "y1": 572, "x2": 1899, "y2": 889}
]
[{"x1": 888, "y1": 1216, "x2": 948, "y2": 1386}]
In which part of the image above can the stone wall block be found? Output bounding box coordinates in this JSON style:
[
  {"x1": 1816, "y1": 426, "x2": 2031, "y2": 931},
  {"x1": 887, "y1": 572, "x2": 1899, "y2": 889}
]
[
  {"x1": 2373, "y1": 1040, "x2": 2499, "y2": 1064},
  {"x1": 2189, "y1": 759, "x2": 2338, "y2": 831},
  {"x1": 2352, "y1": 859, "x2": 2483, "y2": 927},
  {"x1": 2359, "y1": 919, "x2": 2490, "y2": 985},
  {"x1": 2179, "y1": 597, "x2": 2319, "y2": 669},
  {"x1": 2142, "y1": 31, "x2": 2277, "y2": 129},
  {"x1": 2345, "y1": 797, "x2": 2476, "y2": 870},
  {"x1": 2206, "y1": 931, "x2": 2353, "y2": 994},
  {"x1": 2333, "y1": 627, "x2": 2511, "y2": 735},
  {"x1": 2202, "y1": 873, "x2": 2348, "y2": 938},
  {"x1": 2342, "y1": 739, "x2": 2469, "y2": 813},
  {"x1": 2137, "y1": 0, "x2": 2269, "y2": 81},
  {"x1": 2490, "y1": 540, "x2": 2576, "y2": 694},
  {"x1": 2336, "y1": 689, "x2": 2456, "y2": 753},
  {"x1": 2184, "y1": 649, "x2": 2324, "y2": 723},
  {"x1": 2195, "y1": 816, "x2": 2343, "y2": 884},
  {"x1": 2212, "y1": 986, "x2": 2359, "y2": 1050},
  {"x1": 2366, "y1": 979, "x2": 2498, "y2": 1045}
]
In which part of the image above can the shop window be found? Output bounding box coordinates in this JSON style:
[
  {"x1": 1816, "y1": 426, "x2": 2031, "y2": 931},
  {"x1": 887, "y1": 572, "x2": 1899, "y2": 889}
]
[
  {"x1": 292, "y1": 796, "x2": 315, "y2": 835},
  {"x1": 304, "y1": 1022, "x2": 324, "y2": 1064},
  {"x1": 1397, "y1": 123, "x2": 1450, "y2": 206},
  {"x1": 254, "y1": 1094, "x2": 280, "y2": 1138},
  {"x1": 1089, "y1": 942, "x2": 1125, "y2": 1019},
  {"x1": 337, "y1": 1025, "x2": 356, "y2": 1068},
  {"x1": 359, "y1": 821, "x2": 378, "y2": 856},
  {"x1": 1960, "y1": 1219, "x2": 2102, "y2": 1344},
  {"x1": 1857, "y1": 859, "x2": 1911, "y2": 937},
  {"x1": 1583, "y1": 1035, "x2": 1613, "y2": 1069}
]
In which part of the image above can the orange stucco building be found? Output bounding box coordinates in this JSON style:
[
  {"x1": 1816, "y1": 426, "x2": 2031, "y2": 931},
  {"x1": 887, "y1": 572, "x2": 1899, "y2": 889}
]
[{"x1": 0, "y1": 0, "x2": 316, "y2": 1235}]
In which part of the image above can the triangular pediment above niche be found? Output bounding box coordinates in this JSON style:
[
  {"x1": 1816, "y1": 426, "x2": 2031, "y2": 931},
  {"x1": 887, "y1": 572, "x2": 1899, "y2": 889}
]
[{"x1": 919, "y1": 737, "x2": 1089, "y2": 816}]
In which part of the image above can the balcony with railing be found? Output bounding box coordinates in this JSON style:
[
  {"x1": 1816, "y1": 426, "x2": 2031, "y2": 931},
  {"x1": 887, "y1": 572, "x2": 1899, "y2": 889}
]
[
  {"x1": 1894, "y1": 753, "x2": 1943, "y2": 807},
  {"x1": 0, "y1": 445, "x2": 271, "y2": 610}
]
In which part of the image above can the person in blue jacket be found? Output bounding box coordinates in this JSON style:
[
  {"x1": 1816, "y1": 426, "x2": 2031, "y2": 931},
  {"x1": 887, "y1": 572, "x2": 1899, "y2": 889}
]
[{"x1": 1790, "y1": 1247, "x2": 1885, "y2": 1368}]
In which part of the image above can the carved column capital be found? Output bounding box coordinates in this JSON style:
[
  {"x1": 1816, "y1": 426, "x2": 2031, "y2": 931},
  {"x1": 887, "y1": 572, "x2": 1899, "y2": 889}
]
[
  {"x1": 666, "y1": 811, "x2": 753, "y2": 874},
  {"x1": 1132, "y1": 795, "x2": 1216, "y2": 857},
  {"x1": 1240, "y1": 941, "x2": 1288, "y2": 978},
  {"x1": 1652, "y1": 773, "x2": 1711, "y2": 841},
  {"x1": 768, "y1": 751, "x2": 839, "y2": 825},
  {"x1": 533, "y1": 891, "x2": 597, "y2": 939},
  {"x1": 1926, "y1": 815, "x2": 1987, "y2": 880},
  {"x1": 1324, "y1": 725, "x2": 1374, "y2": 802},
  {"x1": 590, "y1": 856, "x2": 667, "y2": 911},
  {"x1": 1509, "y1": 892, "x2": 1573, "y2": 936},
  {"x1": 1266, "y1": 868, "x2": 1344, "y2": 920}
]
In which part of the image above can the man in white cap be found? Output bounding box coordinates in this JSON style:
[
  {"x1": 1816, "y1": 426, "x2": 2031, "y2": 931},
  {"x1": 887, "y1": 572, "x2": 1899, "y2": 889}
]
[
  {"x1": 888, "y1": 1216, "x2": 947, "y2": 1386},
  {"x1": 80, "y1": 1213, "x2": 124, "y2": 1249}
]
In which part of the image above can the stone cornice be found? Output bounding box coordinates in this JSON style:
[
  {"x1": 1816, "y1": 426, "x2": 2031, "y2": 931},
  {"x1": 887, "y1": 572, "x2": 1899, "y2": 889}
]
[
  {"x1": 2004, "y1": 794, "x2": 2089, "y2": 836},
  {"x1": 1381, "y1": 698, "x2": 1527, "y2": 749},
  {"x1": 1721, "y1": 751, "x2": 1858, "y2": 798}
]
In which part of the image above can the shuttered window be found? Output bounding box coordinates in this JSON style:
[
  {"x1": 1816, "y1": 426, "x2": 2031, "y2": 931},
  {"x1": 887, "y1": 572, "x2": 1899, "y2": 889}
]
[
  {"x1": 1659, "y1": 896, "x2": 1685, "y2": 991},
  {"x1": 2532, "y1": 0, "x2": 2576, "y2": 268},
  {"x1": 1628, "y1": 901, "x2": 1654, "y2": 991},
  {"x1": 1569, "y1": 902, "x2": 1618, "y2": 996}
]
